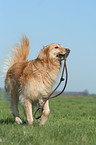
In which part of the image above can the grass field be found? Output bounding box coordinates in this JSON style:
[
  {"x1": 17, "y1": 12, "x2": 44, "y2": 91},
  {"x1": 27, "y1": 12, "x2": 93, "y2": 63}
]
[{"x1": 0, "y1": 94, "x2": 96, "y2": 145}]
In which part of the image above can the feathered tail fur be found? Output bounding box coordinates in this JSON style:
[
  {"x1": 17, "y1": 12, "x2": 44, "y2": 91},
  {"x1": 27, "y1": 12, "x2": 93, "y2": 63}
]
[
  {"x1": 1, "y1": 36, "x2": 30, "y2": 78},
  {"x1": 10, "y1": 35, "x2": 30, "y2": 66}
]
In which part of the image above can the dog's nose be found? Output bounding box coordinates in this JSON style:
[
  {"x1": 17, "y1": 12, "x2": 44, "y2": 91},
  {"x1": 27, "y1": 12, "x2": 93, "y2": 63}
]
[{"x1": 66, "y1": 48, "x2": 70, "y2": 54}]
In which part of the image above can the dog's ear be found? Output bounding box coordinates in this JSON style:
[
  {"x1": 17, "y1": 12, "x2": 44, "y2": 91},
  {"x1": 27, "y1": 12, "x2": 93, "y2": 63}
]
[
  {"x1": 43, "y1": 45, "x2": 49, "y2": 52},
  {"x1": 38, "y1": 48, "x2": 47, "y2": 60},
  {"x1": 38, "y1": 46, "x2": 49, "y2": 62},
  {"x1": 43, "y1": 46, "x2": 46, "y2": 50}
]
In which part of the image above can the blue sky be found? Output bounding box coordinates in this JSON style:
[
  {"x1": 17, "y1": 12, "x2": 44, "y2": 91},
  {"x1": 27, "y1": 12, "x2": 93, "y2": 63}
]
[{"x1": 0, "y1": 0, "x2": 96, "y2": 93}]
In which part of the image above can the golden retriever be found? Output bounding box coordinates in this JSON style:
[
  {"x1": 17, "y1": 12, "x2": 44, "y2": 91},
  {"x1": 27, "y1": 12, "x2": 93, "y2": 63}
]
[{"x1": 5, "y1": 36, "x2": 70, "y2": 126}]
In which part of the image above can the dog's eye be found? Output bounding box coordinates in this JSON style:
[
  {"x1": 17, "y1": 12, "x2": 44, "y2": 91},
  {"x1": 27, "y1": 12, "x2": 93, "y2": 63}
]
[{"x1": 55, "y1": 46, "x2": 59, "y2": 49}]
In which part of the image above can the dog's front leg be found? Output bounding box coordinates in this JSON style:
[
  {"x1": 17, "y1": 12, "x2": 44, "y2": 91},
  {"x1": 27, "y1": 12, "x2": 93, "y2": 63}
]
[
  {"x1": 39, "y1": 100, "x2": 50, "y2": 126},
  {"x1": 21, "y1": 97, "x2": 33, "y2": 126}
]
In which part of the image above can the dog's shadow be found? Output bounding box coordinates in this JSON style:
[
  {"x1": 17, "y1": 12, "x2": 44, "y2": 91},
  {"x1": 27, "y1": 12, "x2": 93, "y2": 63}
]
[
  {"x1": 0, "y1": 118, "x2": 39, "y2": 126},
  {"x1": 0, "y1": 118, "x2": 14, "y2": 124},
  {"x1": 0, "y1": 118, "x2": 27, "y2": 125}
]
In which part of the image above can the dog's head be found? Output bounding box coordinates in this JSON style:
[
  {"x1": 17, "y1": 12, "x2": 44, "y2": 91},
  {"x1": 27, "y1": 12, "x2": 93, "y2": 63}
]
[{"x1": 38, "y1": 43, "x2": 70, "y2": 62}]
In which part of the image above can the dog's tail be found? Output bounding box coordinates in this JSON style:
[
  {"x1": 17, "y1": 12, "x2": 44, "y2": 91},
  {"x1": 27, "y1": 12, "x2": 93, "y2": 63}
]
[
  {"x1": 10, "y1": 35, "x2": 30, "y2": 65},
  {"x1": 2, "y1": 36, "x2": 30, "y2": 77}
]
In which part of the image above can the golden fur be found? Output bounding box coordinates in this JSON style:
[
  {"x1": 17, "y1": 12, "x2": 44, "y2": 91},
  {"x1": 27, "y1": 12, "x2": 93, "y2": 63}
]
[{"x1": 5, "y1": 36, "x2": 70, "y2": 126}]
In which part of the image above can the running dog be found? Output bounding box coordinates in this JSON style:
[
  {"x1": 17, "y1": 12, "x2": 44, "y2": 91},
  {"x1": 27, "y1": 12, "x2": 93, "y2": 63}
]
[{"x1": 5, "y1": 36, "x2": 70, "y2": 126}]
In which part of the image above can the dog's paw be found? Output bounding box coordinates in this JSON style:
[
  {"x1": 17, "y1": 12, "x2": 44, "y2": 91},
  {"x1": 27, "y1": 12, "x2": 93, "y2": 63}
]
[{"x1": 15, "y1": 117, "x2": 23, "y2": 124}]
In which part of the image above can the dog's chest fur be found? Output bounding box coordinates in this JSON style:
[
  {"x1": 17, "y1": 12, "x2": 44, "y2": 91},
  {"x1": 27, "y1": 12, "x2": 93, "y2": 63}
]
[{"x1": 20, "y1": 59, "x2": 60, "y2": 101}]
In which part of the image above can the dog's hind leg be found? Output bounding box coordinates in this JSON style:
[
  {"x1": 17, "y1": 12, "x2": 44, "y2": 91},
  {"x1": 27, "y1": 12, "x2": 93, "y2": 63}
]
[
  {"x1": 10, "y1": 93, "x2": 22, "y2": 124},
  {"x1": 20, "y1": 97, "x2": 33, "y2": 126},
  {"x1": 39, "y1": 100, "x2": 50, "y2": 126}
]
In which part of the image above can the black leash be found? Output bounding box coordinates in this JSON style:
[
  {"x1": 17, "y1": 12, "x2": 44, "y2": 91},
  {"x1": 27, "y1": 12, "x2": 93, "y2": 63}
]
[{"x1": 34, "y1": 57, "x2": 68, "y2": 119}]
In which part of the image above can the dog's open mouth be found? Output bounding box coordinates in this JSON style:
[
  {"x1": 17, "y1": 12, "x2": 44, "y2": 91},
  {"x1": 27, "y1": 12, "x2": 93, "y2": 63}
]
[
  {"x1": 56, "y1": 53, "x2": 69, "y2": 60},
  {"x1": 56, "y1": 49, "x2": 70, "y2": 60},
  {"x1": 56, "y1": 54, "x2": 66, "y2": 60}
]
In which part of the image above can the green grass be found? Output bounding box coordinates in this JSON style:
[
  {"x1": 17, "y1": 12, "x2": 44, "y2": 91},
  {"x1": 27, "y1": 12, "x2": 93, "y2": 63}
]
[{"x1": 0, "y1": 95, "x2": 96, "y2": 145}]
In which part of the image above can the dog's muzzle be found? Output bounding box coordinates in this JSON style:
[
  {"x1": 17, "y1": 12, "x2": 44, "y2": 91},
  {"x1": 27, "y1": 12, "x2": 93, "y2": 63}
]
[{"x1": 56, "y1": 48, "x2": 70, "y2": 60}]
